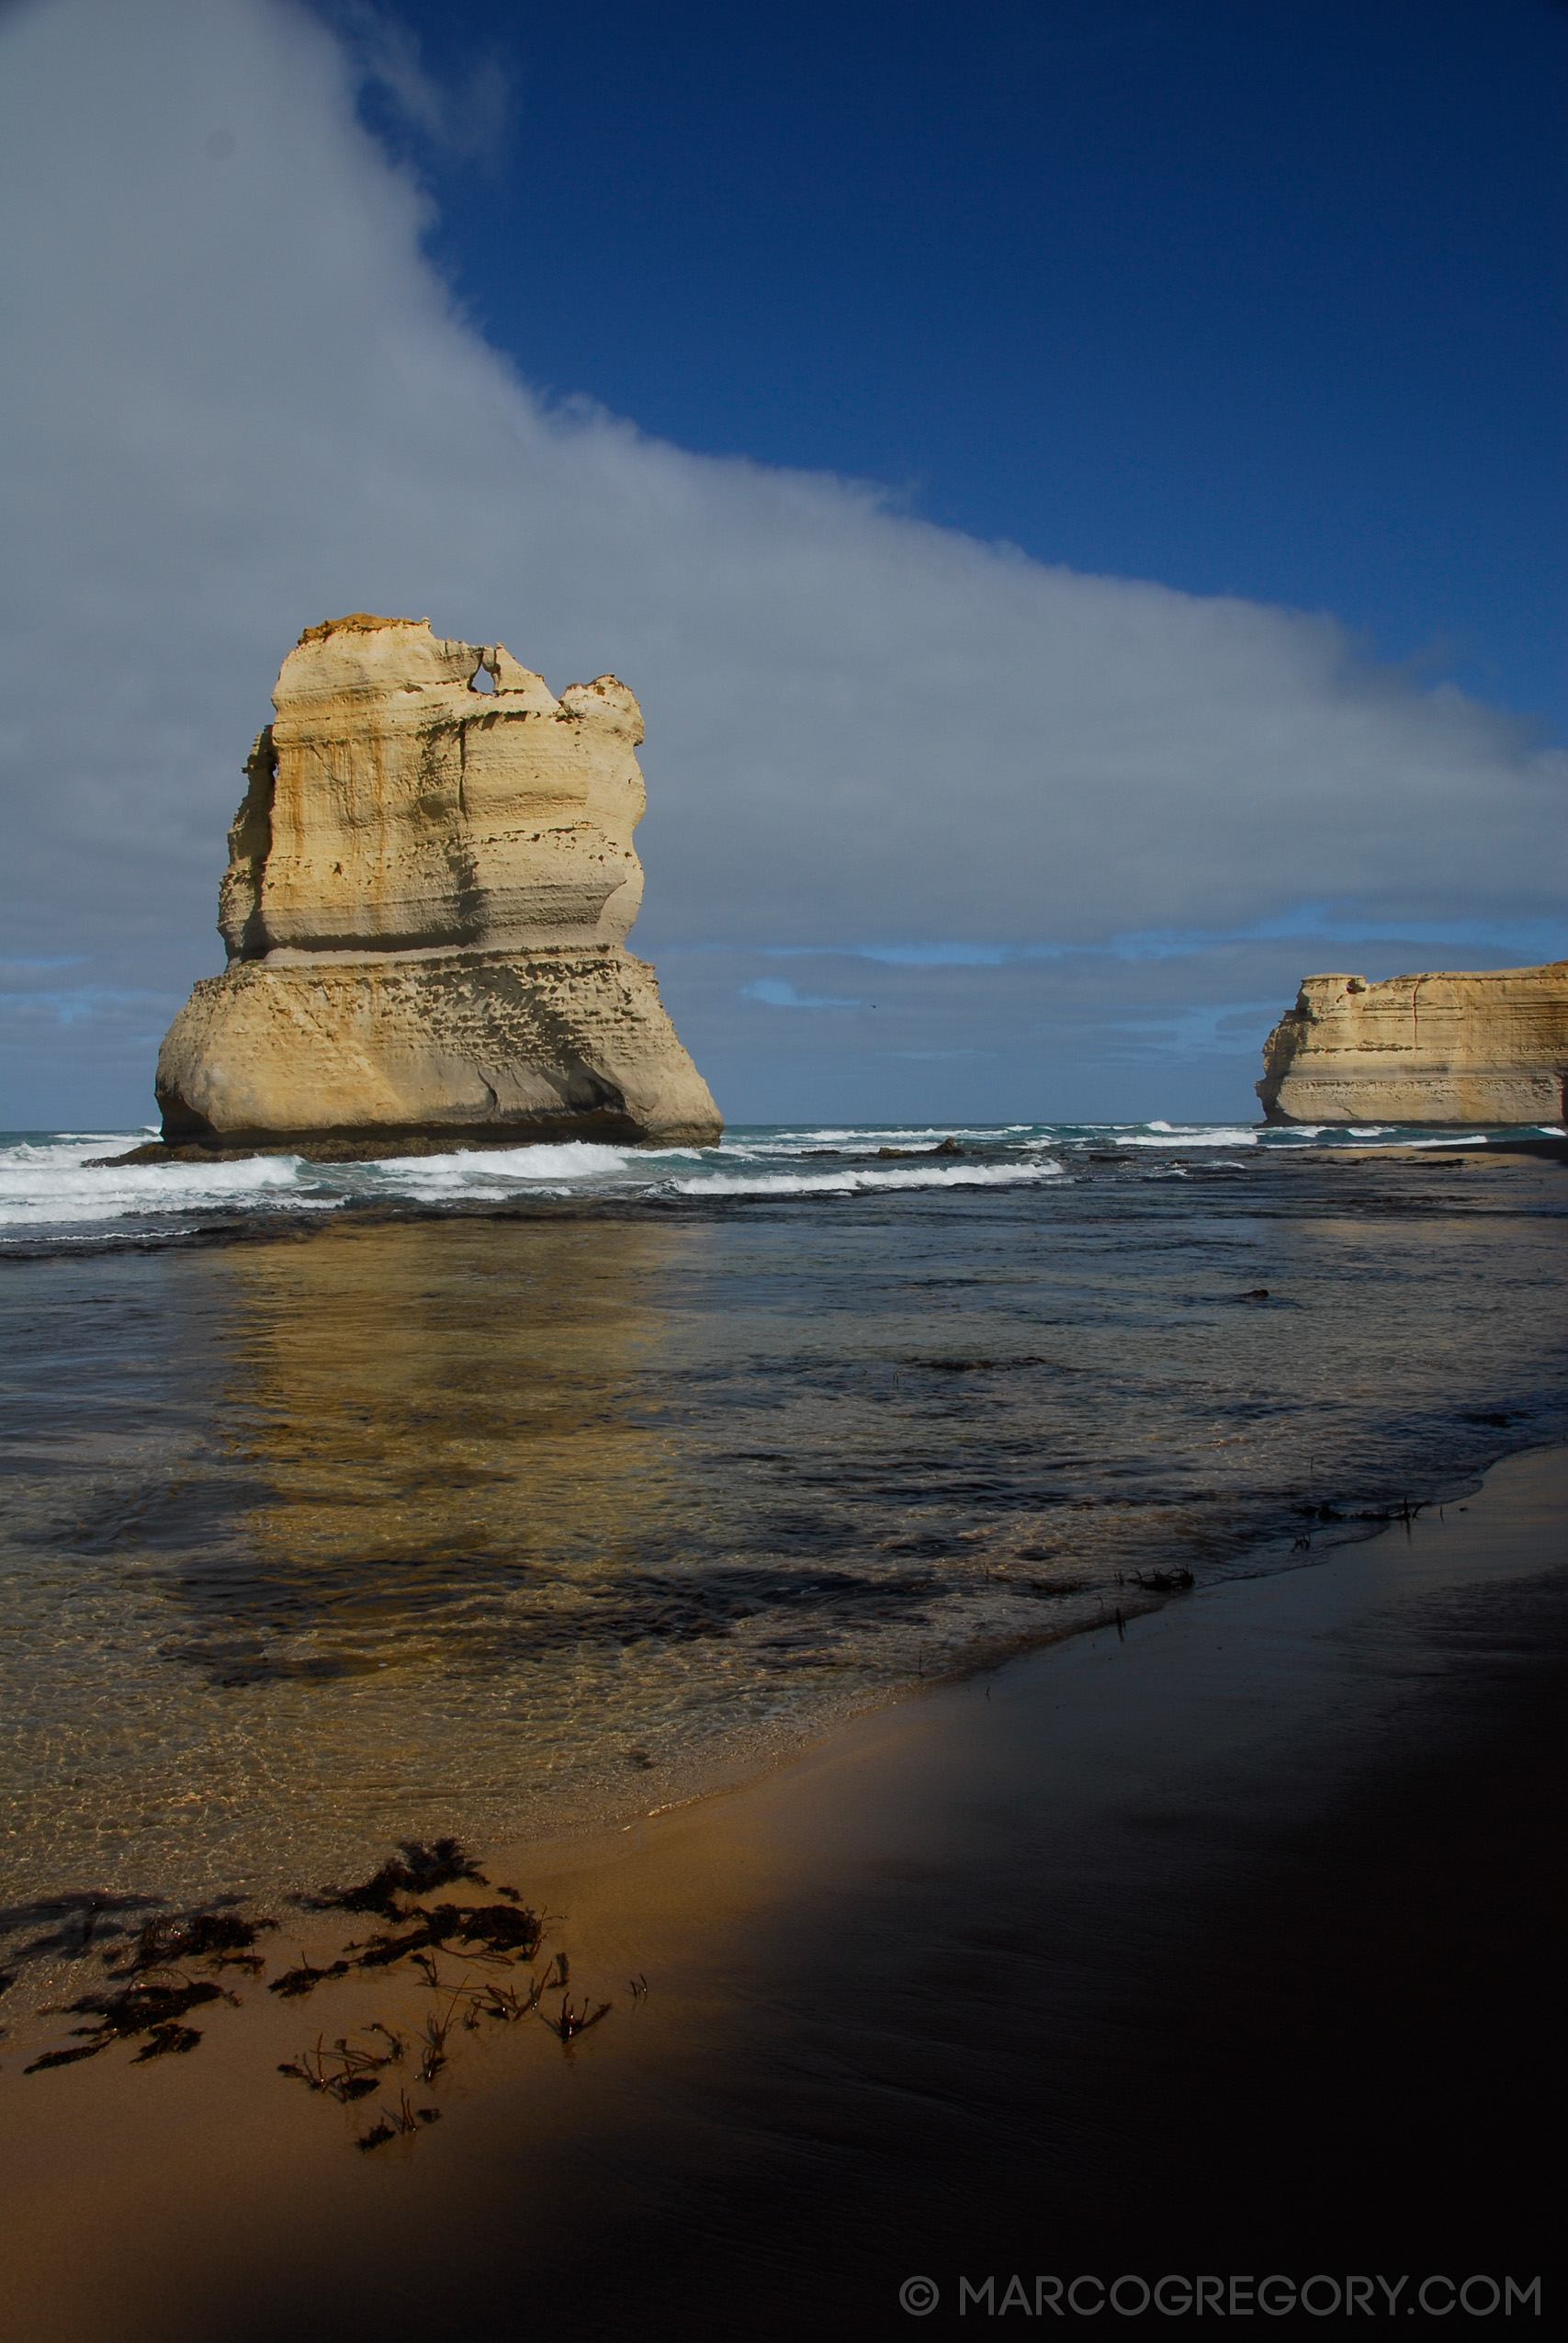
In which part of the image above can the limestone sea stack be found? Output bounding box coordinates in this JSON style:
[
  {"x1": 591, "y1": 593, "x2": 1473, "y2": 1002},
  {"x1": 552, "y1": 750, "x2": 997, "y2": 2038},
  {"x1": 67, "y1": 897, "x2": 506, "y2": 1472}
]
[
  {"x1": 154, "y1": 616, "x2": 721, "y2": 1154},
  {"x1": 1256, "y1": 964, "x2": 1568, "y2": 1126}
]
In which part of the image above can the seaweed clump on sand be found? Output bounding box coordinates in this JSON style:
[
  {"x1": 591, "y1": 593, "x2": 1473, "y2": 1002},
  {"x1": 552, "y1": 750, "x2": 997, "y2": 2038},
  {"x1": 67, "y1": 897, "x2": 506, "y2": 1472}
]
[
  {"x1": 265, "y1": 1890, "x2": 542, "y2": 2000},
  {"x1": 25, "y1": 1976, "x2": 232, "y2": 2072},
  {"x1": 352, "y1": 1897, "x2": 543, "y2": 1970},
  {"x1": 105, "y1": 1907, "x2": 278, "y2": 1976},
  {"x1": 266, "y1": 1951, "x2": 355, "y2": 2000},
  {"x1": 356, "y1": 2093, "x2": 442, "y2": 2152},
  {"x1": 21, "y1": 1902, "x2": 276, "y2": 2071},
  {"x1": 277, "y1": 2022, "x2": 406, "y2": 2102},
  {"x1": 300, "y1": 1839, "x2": 490, "y2": 1922},
  {"x1": 268, "y1": 1839, "x2": 544, "y2": 1996},
  {"x1": 18, "y1": 1835, "x2": 608, "y2": 2157}
]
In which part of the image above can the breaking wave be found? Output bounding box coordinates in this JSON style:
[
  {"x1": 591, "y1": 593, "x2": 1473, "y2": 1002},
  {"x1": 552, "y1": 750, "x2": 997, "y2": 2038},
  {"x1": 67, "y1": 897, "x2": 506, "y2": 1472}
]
[
  {"x1": 671, "y1": 1160, "x2": 1063, "y2": 1199},
  {"x1": 3, "y1": 1117, "x2": 1562, "y2": 1251}
]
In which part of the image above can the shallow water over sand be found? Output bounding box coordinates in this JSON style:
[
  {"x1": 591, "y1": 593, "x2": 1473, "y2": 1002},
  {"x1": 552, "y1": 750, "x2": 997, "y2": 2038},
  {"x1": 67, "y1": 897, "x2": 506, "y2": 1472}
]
[{"x1": 2, "y1": 1126, "x2": 1564, "y2": 1946}]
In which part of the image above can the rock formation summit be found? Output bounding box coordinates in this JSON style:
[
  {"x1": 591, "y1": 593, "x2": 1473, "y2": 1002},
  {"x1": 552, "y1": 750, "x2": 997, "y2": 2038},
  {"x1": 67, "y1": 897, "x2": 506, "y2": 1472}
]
[
  {"x1": 154, "y1": 615, "x2": 722, "y2": 1154},
  {"x1": 1257, "y1": 963, "x2": 1568, "y2": 1126}
]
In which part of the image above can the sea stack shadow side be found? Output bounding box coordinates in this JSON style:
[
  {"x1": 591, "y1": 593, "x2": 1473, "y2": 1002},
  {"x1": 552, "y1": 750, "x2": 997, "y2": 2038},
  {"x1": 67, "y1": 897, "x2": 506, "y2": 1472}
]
[
  {"x1": 152, "y1": 615, "x2": 722, "y2": 1158},
  {"x1": 1256, "y1": 963, "x2": 1568, "y2": 1126}
]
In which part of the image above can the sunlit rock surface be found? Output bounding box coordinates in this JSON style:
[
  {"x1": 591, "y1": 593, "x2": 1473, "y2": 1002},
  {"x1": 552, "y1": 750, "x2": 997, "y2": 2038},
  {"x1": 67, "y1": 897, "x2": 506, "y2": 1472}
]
[
  {"x1": 156, "y1": 616, "x2": 721, "y2": 1151},
  {"x1": 1257, "y1": 964, "x2": 1568, "y2": 1126}
]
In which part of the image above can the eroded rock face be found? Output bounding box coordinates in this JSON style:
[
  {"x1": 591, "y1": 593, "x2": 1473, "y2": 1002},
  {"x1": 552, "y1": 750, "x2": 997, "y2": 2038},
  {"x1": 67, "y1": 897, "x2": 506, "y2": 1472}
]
[
  {"x1": 1256, "y1": 965, "x2": 1568, "y2": 1126},
  {"x1": 156, "y1": 615, "x2": 721, "y2": 1150}
]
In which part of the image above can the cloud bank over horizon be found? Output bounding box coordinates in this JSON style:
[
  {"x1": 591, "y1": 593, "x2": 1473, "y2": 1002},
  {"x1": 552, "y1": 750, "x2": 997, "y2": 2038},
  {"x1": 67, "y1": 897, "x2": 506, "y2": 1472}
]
[{"x1": 2, "y1": 0, "x2": 1562, "y2": 1127}]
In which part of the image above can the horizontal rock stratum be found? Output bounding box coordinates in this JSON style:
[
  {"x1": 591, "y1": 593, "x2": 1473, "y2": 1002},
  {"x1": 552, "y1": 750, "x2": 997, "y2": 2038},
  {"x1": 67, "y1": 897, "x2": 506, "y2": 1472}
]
[
  {"x1": 154, "y1": 615, "x2": 722, "y2": 1153},
  {"x1": 1256, "y1": 963, "x2": 1568, "y2": 1126}
]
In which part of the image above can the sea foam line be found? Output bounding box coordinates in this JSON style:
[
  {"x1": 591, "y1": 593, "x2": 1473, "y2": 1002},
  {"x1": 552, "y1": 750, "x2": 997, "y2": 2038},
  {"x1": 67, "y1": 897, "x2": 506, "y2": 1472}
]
[{"x1": 669, "y1": 1161, "x2": 1063, "y2": 1199}]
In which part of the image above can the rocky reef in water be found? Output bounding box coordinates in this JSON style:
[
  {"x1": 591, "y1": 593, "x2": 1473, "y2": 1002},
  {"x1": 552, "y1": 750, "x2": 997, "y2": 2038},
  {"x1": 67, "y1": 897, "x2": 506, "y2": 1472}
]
[
  {"x1": 152, "y1": 615, "x2": 721, "y2": 1156},
  {"x1": 1257, "y1": 964, "x2": 1568, "y2": 1126}
]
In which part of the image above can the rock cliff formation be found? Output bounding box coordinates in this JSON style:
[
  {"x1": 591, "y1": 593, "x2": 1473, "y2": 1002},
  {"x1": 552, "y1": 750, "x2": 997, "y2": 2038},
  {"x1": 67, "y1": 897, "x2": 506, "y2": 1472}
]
[
  {"x1": 155, "y1": 615, "x2": 721, "y2": 1152},
  {"x1": 1257, "y1": 964, "x2": 1568, "y2": 1125}
]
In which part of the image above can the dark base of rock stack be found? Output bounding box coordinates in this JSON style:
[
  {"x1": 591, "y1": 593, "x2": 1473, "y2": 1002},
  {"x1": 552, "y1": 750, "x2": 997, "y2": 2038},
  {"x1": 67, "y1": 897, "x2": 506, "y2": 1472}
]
[{"x1": 151, "y1": 948, "x2": 722, "y2": 1158}]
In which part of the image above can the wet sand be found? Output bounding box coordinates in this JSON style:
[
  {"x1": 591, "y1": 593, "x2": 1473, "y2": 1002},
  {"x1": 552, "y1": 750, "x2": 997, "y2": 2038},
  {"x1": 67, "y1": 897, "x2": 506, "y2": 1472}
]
[{"x1": 3, "y1": 1444, "x2": 1564, "y2": 2337}]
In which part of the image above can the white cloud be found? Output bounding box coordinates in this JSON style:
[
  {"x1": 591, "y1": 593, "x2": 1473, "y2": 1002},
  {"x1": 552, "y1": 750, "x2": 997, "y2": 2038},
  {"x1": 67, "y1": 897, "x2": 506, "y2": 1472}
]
[
  {"x1": 324, "y1": 0, "x2": 513, "y2": 170},
  {"x1": 0, "y1": 0, "x2": 1562, "y2": 1125},
  {"x1": 742, "y1": 978, "x2": 864, "y2": 1010}
]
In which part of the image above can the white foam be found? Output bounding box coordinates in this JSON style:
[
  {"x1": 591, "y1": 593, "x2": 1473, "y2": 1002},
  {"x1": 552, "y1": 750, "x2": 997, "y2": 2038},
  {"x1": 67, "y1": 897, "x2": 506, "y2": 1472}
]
[
  {"x1": 741, "y1": 1126, "x2": 1021, "y2": 1149},
  {"x1": 0, "y1": 1137, "x2": 321, "y2": 1226},
  {"x1": 670, "y1": 1160, "x2": 1063, "y2": 1199},
  {"x1": 1121, "y1": 1126, "x2": 1259, "y2": 1149},
  {"x1": 376, "y1": 1140, "x2": 641, "y2": 1189},
  {"x1": 33, "y1": 1109, "x2": 1532, "y2": 1238}
]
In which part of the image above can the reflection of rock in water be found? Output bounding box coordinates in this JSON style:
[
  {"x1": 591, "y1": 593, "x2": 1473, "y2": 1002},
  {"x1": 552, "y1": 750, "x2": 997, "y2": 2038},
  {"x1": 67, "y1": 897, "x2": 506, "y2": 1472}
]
[
  {"x1": 8, "y1": 1147, "x2": 1566, "y2": 1952},
  {"x1": 205, "y1": 1217, "x2": 688, "y2": 1681}
]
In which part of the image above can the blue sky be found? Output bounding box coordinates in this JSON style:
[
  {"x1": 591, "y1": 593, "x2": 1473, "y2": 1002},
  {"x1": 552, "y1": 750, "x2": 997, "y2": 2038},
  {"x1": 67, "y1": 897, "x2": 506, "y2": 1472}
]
[
  {"x1": 376, "y1": 0, "x2": 1566, "y2": 730},
  {"x1": 1, "y1": 0, "x2": 1563, "y2": 1130}
]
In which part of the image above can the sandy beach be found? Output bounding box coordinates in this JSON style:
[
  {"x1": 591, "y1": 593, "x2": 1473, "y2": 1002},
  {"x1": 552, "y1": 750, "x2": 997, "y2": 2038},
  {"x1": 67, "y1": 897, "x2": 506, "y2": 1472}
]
[{"x1": 3, "y1": 1439, "x2": 1562, "y2": 2337}]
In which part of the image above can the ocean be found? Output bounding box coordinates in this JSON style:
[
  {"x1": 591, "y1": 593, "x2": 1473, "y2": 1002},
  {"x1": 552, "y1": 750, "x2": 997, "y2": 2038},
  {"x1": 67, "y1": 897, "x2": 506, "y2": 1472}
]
[{"x1": 3, "y1": 1118, "x2": 1564, "y2": 1979}]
